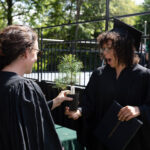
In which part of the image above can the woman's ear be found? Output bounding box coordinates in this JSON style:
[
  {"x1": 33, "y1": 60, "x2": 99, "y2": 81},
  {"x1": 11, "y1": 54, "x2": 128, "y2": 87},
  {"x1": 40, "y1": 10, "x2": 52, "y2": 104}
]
[{"x1": 20, "y1": 49, "x2": 29, "y2": 59}]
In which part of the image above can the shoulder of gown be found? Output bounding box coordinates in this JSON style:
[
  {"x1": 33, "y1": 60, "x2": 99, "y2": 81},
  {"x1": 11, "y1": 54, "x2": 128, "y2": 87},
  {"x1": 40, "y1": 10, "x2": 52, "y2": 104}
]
[{"x1": 0, "y1": 73, "x2": 62, "y2": 150}]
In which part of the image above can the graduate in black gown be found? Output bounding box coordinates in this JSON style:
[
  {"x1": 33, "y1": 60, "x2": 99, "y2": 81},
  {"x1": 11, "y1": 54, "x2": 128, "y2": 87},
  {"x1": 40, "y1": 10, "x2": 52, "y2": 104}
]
[
  {"x1": 0, "y1": 25, "x2": 72, "y2": 150},
  {"x1": 65, "y1": 18, "x2": 150, "y2": 150}
]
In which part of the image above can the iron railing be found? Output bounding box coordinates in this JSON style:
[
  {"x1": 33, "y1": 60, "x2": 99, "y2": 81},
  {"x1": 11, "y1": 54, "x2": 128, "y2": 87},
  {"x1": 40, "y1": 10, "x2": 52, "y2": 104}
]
[{"x1": 24, "y1": 0, "x2": 150, "y2": 87}]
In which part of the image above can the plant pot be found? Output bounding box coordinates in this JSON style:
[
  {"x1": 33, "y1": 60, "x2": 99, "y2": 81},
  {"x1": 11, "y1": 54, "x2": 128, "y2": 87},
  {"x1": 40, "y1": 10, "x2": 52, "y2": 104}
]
[{"x1": 66, "y1": 93, "x2": 79, "y2": 111}]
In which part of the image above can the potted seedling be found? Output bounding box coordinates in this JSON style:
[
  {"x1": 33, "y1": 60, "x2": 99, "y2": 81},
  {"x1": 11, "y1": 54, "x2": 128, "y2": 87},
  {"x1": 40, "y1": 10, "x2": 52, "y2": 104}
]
[{"x1": 54, "y1": 54, "x2": 83, "y2": 111}]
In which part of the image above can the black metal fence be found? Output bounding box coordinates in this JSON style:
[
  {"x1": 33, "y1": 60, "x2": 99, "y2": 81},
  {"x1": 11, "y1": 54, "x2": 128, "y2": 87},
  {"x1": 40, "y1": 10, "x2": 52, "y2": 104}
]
[
  {"x1": 25, "y1": 36, "x2": 101, "y2": 87},
  {"x1": 24, "y1": 0, "x2": 150, "y2": 87},
  {"x1": 25, "y1": 30, "x2": 150, "y2": 87},
  {"x1": 23, "y1": 1, "x2": 150, "y2": 131}
]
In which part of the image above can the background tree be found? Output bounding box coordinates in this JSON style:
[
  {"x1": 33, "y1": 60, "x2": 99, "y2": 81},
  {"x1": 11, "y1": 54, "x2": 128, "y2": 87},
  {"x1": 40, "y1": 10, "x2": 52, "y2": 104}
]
[
  {"x1": 0, "y1": 0, "x2": 144, "y2": 39},
  {"x1": 135, "y1": 0, "x2": 150, "y2": 34},
  {"x1": 0, "y1": 0, "x2": 48, "y2": 27},
  {"x1": 110, "y1": 0, "x2": 140, "y2": 25}
]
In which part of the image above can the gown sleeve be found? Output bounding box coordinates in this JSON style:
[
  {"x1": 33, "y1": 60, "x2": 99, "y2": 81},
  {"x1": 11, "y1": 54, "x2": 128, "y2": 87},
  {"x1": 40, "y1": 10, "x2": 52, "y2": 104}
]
[
  {"x1": 136, "y1": 69, "x2": 150, "y2": 148},
  {"x1": 138, "y1": 69, "x2": 150, "y2": 121},
  {"x1": 4, "y1": 79, "x2": 62, "y2": 150},
  {"x1": 47, "y1": 100, "x2": 53, "y2": 109},
  {"x1": 81, "y1": 68, "x2": 100, "y2": 119},
  {"x1": 77, "y1": 67, "x2": 105, "y2": 148}
]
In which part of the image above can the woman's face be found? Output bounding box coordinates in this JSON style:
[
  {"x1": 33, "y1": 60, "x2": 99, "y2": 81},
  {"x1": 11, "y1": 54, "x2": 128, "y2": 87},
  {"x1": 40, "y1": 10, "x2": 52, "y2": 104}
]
[
  {"x1": 102, "y1": 40, "x2": 119, "y2": 68},
  {"x1": 25, "y1": 40, "x2": 39, "y2": 74}
]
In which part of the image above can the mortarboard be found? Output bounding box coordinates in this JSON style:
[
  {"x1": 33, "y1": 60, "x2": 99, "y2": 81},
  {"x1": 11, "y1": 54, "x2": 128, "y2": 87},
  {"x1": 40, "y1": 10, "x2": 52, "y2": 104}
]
[{"x1": 112, "y1": 18, "x2": 142, "y2": 51}]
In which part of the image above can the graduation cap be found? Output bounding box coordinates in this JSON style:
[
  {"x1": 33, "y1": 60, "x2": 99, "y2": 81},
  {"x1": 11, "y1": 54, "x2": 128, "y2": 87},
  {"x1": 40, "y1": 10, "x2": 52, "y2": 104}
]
[{"x1": 112, "y1": 18, "x2": 142, "y2": 51}]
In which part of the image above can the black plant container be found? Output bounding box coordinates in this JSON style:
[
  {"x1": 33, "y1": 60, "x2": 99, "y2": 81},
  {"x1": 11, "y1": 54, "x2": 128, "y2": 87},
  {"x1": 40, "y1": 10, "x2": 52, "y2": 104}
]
[{"x1": 66, "y1": 93, "x2": 79, "y2": 111}]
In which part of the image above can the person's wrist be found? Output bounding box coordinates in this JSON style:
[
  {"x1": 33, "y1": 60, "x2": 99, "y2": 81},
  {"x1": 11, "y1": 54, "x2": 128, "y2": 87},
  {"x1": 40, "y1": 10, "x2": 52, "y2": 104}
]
[
  {"x1": 51, "y1": 98, "x2": 59, "y2": 110},
  {"x1": 53, "y1": 98, "x2": 60, "y2": 106},
  {"x1": 77, "y1": 107, "x2": 82, "y2": 117},
  {"x1": 134, "y1": 106, "x2": 140, "y2": 116}
]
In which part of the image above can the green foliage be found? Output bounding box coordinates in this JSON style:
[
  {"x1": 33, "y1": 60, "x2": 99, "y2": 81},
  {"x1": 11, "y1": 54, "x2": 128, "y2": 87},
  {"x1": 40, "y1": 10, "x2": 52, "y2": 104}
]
[
  {"x1": 0, "y1": 0, "x2": 143, "y2": 36},
  {"x1": 40, "y1": 0, "x2": 142, "y2": 40},
  {"x1": 54, "y1": 54, "x2": 83, "y2": 90},
  {"x1": 135, "y1": 0, "x2": 150, "y2": 34},
  {"x1": 0, "y1": 0, "x2": 50, "y2": 28},
  {"x1": 110, "y1": 0, "x2": 139, "y2": 17}
]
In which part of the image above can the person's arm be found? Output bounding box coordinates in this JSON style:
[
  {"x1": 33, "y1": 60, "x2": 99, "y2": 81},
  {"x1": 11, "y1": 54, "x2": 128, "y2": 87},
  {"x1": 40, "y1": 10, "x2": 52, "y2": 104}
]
[
  {"x1": 118, "y1": 69, "x2": 150, "y2": 122},
  {"x1": 65, "y1": 69, "x2": 99, "y2": 120},
  {"x1": 47, "y1": 90, "x2": 72, "y2": 110},
  {"x1": 118, "y1": 106, "x2": 140, "y2": 121},
  {"x1": 47, "y1": 100, "x2": 53, "y2": 110},
  {"x1": 138, "y1": 69, "x2": 150, "y2": 120},
  {"x1": 65, "y1": 107, "x2": 82, "y2": 120}
]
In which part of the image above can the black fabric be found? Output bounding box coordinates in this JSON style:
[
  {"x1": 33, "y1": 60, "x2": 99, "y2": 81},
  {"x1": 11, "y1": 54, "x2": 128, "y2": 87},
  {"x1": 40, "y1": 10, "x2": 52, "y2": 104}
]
[
  {"x1": 78, "y1": 64, "x2": 150, "y2": 150},
  {"x1": 47, "y1": 100, "x2": 53, "y2": 109},
  {"x1": 0, "y1": 71, "x2": 62, "y2": 150},
  {"x1": 113, "y1": 18, "x2": 142, "y2": 51},
  {"x1": 93, "y1": 101, "x2": 143, "y2": 150}
]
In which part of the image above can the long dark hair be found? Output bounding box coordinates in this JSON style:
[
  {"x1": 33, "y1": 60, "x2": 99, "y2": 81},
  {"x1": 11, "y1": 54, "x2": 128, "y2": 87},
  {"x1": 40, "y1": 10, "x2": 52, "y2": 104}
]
[
  {"x1": 0, "y1": 25, "x2": 37, "y2": 70},
  {"x1": 97, "y1": 30, "x2": 134, "y2": 67}
]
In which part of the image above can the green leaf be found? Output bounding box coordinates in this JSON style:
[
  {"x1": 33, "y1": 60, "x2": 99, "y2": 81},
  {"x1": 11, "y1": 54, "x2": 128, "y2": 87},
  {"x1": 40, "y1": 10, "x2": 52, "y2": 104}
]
[{"x1": 54, "y1": 54, "x2": 83, "y2": 90}]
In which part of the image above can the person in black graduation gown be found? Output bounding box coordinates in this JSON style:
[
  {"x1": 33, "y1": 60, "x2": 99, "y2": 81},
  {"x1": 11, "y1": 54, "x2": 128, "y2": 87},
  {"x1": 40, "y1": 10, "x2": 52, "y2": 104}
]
[
  {"x1": 0, "y1": 25, "x2": 72, "y2": 150},
  {"x1": 65, "y1": 18, "x2": 150, "y2": 150}
]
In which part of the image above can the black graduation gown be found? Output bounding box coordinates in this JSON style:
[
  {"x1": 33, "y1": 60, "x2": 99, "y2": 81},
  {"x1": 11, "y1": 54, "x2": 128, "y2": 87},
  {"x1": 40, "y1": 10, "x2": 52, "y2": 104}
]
[
  {"x1": 79, "y1": 64, "x2": 150, "y2": 150},
  {"x1": 0, "y1": 71, "x2": 62, "y2": 150}
]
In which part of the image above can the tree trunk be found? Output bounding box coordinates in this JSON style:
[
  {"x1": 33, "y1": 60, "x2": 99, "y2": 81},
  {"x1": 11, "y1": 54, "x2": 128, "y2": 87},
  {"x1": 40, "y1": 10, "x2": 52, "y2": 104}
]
[
  {"x1": 68, "y1": 0, "x2": 73, "y2": 23},
  {"x1": 7, "y1": 0, "x2": 13, "y2": 25},
  {"x1": 73, "y1": 0, "x2": 82, "y2": 54},
  {"x1": 75, "y1": 0, "x2": 82, "y2": 41}
]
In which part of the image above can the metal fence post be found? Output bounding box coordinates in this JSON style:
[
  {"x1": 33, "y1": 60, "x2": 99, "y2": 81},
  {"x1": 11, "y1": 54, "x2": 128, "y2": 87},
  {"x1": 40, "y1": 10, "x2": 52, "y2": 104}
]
[
  {"x1": 105, "y1": 0, "x2": 110, "y2": 31},
  {"x1": 40, "y1": 28, "x2": 43, "y2": 82}
]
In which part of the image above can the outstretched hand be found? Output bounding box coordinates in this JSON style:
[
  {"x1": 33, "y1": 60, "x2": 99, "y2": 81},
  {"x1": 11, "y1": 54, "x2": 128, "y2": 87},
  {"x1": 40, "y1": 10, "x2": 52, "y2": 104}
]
[
  {"x1": 51, "y1": 90, "x2": 72, "y2": 110},
  {"x1": 65, "y1": 107, "x2": 82, "y2": 120}
]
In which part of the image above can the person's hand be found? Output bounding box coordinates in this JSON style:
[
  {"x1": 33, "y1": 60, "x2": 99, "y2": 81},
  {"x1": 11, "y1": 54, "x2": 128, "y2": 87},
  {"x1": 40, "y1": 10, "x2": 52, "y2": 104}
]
[
  {"x1": 65, "y1": 107, "x2": 82, "y2": 120},
  {"x1": 118, "y1": 106, "x2": 140, "y2": 121},
  {"x1": 51, "y1": 90, "x2": 72, "y2": 110}
]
